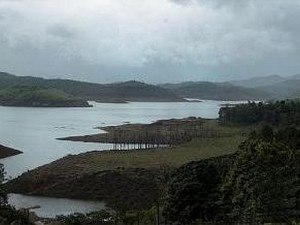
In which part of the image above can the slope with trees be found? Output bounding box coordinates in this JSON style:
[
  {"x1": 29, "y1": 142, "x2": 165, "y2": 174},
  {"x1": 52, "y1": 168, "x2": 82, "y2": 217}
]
[
  {"x1": 163, "y1": 126, "x2": 300, "y2": 224},
  {"x1": 0, "y1": 72, "x2": 184, "y2": 103},
  {"x1": 0, "y1": 86, "x2": 92, "y2": 107},
  {"x1": 219, "y1": 100, "x2": 300, "y2": 126}
]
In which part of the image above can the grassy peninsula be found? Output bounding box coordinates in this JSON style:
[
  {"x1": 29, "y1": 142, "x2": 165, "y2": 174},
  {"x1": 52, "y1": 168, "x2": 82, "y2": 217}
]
[
  {"x1": 58, "y1": 117, "x2": 222, "y2": 147},
  {"x1": 7, "y1": 119, "x2": 245, "y2": 210}
]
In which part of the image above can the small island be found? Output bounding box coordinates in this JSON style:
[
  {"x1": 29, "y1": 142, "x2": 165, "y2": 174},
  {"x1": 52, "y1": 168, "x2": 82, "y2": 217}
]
[
  {"x1": 0, "y1": 86, "x2": 92, "y2": 107},
  {"x1": 0, "y1": 144, "x2": 22, "y2": 159}
]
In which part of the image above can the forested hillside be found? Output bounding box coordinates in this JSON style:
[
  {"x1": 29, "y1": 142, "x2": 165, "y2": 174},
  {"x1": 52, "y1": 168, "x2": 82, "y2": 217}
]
[
  {"x1": 219, "y1": 100, "x2": 300, "y2": 125},
  {"x1": 0, "y1": 72, "x2": 183, "y2": 102},
  {"x1": 163, "y1": 126, "x2": 300, "y2": 224},
  {"x1": 0, "y1": 86, "x2": 91, "y2": 107}
]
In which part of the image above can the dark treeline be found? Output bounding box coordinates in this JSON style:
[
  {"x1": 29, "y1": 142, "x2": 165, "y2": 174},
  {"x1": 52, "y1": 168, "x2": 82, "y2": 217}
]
[
  {"x1": 163, "y1": 126, "x2": 300, "y2": 225},
  {"x1": 108, "y1": 123, "x2": 214, "y2": 150},
  {"x1": 219, "y1": 100, "x2": 300, "y2": 126}
]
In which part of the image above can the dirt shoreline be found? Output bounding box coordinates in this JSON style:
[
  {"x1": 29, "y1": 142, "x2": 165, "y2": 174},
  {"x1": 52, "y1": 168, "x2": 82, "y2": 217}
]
[
  {"x1": 6, "y1": 154, "x2": 162, "y2": 210},
  {"x1": 0, "y1": 144, "x2": 22, "y2": 159},
  {"x1": 6, "y1": 118, "x2": 245, "y2": 211},
  {"x1": 6, "y1": 150, "x2": 234, "y2": 211}
]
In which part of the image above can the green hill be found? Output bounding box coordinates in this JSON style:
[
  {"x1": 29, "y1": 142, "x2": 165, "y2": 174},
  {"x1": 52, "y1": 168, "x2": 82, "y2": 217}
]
[
  {"x1": 257, "y1": 79, "x2": 300, "y2": 99},
  {"x1": 0, "y1": 86, "x2": 91, "y2": 107},
  {"x1": 0, "y1": 72, "x2": 184, "y2": 102},
  {"x1": 160, "y1": 81, "x2": 270, "y2": 101}
]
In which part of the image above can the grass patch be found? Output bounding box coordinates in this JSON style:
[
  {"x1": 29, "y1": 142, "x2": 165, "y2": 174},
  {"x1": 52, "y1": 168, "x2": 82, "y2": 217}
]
[{"x1": 56, "y1": 120, "x2": 247, "y2": 173}]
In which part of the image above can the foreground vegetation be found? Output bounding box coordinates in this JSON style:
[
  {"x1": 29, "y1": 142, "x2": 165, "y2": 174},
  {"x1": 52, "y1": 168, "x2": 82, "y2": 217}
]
[
  {"x1": 0, "y1": 165, "x2": 33, "y2": 225},
  {"x1": 219, "y1": 100, "x2": 300, "y2": 126},
  {"x1": 164, "y1": 126, "x2": 300, "y2": 224}
]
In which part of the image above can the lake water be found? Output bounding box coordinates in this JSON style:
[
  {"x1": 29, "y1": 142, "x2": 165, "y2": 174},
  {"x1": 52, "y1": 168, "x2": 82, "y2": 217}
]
[
  {"x1": 0, "y1": 100, "x2": 243, "y2": 218},
  {"x1": 8, "y1": 194, "x2": 106, "y2": 218}
]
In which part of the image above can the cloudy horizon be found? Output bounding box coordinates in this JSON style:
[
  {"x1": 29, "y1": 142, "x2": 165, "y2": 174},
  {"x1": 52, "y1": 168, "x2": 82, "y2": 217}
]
[{"x1": 0, "y1": 0, "x2": 300, "y2": 83}]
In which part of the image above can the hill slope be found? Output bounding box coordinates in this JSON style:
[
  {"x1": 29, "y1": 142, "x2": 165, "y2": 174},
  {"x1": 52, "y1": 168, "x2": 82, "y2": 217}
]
[
  {"x1": 229, "y1": 75, "x2": 286, "y2": 88},
  {"x1": 257, "y1": 79, "x2": 300, "y2": 99},
  {"x1": 160, "y1": 81, "x2": 269, "y2": 101},
  {"x1": 228, "y1": 74, "x2": 300, "y2": 99},
  {"x1": 0, "y1": 72, "x2": 184, "y2": 102},
  {"x1": 0, "y1": 86, "x2": 91, "y2": 107}
]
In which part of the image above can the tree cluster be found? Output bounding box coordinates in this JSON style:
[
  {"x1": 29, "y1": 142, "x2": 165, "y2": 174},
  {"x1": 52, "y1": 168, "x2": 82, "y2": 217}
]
[
  {"x1": 163, "y1": 126, "x2": 300, "y2": 224},
  {"x1": 219, "y1": 100, "x2": 300, "y2": 126}
]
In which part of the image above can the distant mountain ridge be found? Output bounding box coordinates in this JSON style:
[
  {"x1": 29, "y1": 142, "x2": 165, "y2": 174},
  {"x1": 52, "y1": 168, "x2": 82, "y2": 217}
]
[
  {"x1": 160, "y1": 81, "x2": 270, "y2": 101},
  {"x1": 0, "y1": 72, "x2": 184, "y2": 102},
  {"x1": 229, "y1": 75, "x2": 286, "y2": 88},
  {"x1": 228, "y1": 74, "x2": 300, "y2": 99},
  {"x1": 3, "y1": 71, "x2": 300, "y2": 102}
]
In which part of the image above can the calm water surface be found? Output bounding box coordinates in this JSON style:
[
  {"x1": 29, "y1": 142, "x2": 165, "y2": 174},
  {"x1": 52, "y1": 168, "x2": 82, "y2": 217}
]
[{"x1": 0, "y1": 100, "x2": 243, "y2": 217}]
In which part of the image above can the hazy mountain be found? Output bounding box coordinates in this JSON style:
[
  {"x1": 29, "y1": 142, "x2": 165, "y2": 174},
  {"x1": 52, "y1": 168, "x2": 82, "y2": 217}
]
[
  {"x1": 0, "y1": 72, "x2": 184, "y2": 102},
  {"x1": 257, "y1": 79, "x2": 300, "y2": 99},
  {"x1": 160, "y1": 81, "x2": 270, "y2": 101},
  {"x1": 288, "y1": 74, "x2": 300, "y2": 80},
  {"x1": 3, "y1": 71, "x2": 300, "y2": 102},
  {"x1": 229, "y1": 75, "x2": 286, "y2": 88},
  {"x1": 227, "y1": 74, "x2": 300, "y2": 99}
]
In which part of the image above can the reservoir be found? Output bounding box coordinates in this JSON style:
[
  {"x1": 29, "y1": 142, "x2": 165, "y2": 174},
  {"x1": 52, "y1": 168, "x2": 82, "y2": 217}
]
[{"x1": 0, "y1": 100, "x2": 243, "y2": 217}]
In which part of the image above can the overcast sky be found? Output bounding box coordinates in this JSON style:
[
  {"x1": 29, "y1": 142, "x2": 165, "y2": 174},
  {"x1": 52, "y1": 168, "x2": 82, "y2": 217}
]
[{"x1": 0, "y1": 0, "x2": 300, "y2": 83}]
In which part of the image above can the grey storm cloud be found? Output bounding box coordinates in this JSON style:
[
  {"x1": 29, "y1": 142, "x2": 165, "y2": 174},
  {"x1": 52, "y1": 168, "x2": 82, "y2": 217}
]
[
  {"x1": 0, "y1": 0, "x2": 300, "y2": 83},
  {"x1": 47, "y1": 24, "x2": 76, "y2": 39}
]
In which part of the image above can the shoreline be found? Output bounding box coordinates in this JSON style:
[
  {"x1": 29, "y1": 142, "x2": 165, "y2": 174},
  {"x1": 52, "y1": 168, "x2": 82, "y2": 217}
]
[
  {"x1": 0, "y1": 144, "x2": 23, "y2": 159},
  {"x1": 58, "y1": 117, "x2": 214, "y2": 147},
  {"x1": 6, "y1": 119, "x2": 245, "y2": 210}
]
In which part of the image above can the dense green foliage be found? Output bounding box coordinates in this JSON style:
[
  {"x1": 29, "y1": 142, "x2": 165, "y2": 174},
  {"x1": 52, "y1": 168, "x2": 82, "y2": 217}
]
[
  {"x1": 0, "y1": 164, "x2": 6, "y2": 206},
  {"x1": 163, "y1": 127, "x2": 300, "y2": 224},
  {"x1": 221, "y1": 126, "x2": 300, "y2": 224},
  {"x1": 219, "y1": 100, "x2": 300, "y2": 125},
  {"x1": 163, "y1": 156, "x2": 234, "y2": 224}
]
